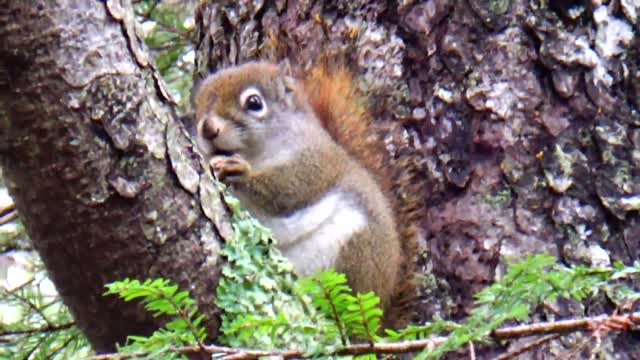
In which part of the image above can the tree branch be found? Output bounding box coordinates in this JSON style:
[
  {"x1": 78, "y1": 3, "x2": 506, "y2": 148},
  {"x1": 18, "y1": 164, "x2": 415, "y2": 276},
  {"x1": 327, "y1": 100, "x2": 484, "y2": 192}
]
[
  {"x1": 490, "y1": 312, "x2": 639, "y2": 338},
  {"x1": 87, "y1": 311, "x2": 640, "y2": 360},
  {"x1": 496, "y1": 334, "x2": 561, "y2": 360},
  {"x1": 3, "y1": 288, "x2": 53, "y2": 327},
  {"x1": 0, "y1": 321, "x2": 75, "y2": 337},
  {"x1": 0, "y1": 210, "x2": 17, "y2": 225},
  {"x1": 0, "y1": 201, "x2": 15, "y2": 217}
]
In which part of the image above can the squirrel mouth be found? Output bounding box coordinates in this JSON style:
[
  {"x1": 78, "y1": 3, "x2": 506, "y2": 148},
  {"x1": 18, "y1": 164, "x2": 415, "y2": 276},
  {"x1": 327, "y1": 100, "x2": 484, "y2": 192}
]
[{"x1": 213, "y1": 149, "x2": 235, "y2": 157}]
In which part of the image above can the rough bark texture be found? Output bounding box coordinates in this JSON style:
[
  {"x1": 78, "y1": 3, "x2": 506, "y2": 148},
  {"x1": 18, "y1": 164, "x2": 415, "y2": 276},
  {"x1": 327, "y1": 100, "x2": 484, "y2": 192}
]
[
  {"x1": 194, "y1": 0, "x2": 640, "y2": 357},
  {"x1": 1, "y1": 0, "x2": 640, "y2": 357},
  {"x1": 0, "y1": 1, "x2": 229, "y2": 353}
]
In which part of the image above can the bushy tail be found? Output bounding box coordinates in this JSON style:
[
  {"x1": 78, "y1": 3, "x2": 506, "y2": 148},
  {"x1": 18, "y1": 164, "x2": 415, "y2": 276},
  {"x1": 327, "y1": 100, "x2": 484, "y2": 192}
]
[
  {"x1": 300, "y1": 63, "x2": 387, "y2": 189},
  {"x1": 301, "y1": 62, "x2": 423, "y2": 328}
]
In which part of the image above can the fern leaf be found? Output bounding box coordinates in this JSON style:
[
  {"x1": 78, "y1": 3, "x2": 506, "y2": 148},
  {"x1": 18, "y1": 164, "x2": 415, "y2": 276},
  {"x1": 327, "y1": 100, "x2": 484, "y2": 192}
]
[
  {"x1": 343, "y1": 292, "x2": 382, "y2": 342},
  {"x1": 104, "y1": 278, "x2": 207, "y2": 356},
  {"x1": 298, "y1": 269, "x2": 355, "y2": 345}
]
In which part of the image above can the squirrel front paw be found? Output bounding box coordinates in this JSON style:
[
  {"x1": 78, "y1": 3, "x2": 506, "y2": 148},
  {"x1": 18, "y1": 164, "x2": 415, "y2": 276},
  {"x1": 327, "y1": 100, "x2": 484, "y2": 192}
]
[{"x1": 210, "y1": 155, "x2": 251, "y2": 183}]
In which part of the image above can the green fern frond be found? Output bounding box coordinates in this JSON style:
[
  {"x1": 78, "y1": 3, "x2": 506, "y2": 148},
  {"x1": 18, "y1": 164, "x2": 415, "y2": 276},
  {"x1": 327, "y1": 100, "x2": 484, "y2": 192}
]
[
  {"x1": 298, "y1": 269, "x2": 386, "y2": 345},
  {"x1": 298, "y1": 269, "x2": 353, "y2": 344},
  {"x1": 104, "y1": 278, "x2": 206, "y2": 357},
  {"x1": 343, "y1": 292, "x2": 382, "y2": 342},
  {"x1": 224, "y1": 312, "x2": 324, "y2": 343},
  {"x1": 426, "y1": 254, "x2": 640, "y2": 358}
]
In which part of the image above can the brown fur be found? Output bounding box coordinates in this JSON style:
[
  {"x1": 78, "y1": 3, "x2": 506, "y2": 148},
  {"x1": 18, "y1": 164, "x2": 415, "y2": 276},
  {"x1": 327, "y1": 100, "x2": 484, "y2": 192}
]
[
  {"x1": 301, "y1": 63, "x2": 418, "y2": 326},
  {"x1": 194, "y1": 61, "x2": 417, "y2": 328},
  {"x1": 194, "y1": 62, "x2": 281, "y2": 125}
]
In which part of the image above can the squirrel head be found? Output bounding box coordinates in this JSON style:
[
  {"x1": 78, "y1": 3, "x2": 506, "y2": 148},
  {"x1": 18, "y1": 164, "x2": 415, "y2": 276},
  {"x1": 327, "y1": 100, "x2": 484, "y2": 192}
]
[{"x1": 193, "y1": 62, "x2": 315, "y2": 161}]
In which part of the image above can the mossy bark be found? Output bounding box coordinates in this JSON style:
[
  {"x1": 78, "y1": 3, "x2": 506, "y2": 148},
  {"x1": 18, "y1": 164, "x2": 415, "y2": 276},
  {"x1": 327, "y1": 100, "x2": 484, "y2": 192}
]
[{"x1": 0, "y1": 1, "x2": 226, "y2": 353}]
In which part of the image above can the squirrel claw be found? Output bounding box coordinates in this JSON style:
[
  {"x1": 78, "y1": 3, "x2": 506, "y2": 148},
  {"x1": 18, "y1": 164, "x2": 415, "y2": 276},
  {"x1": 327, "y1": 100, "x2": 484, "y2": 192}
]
[{"x1": 210, "y1": 155, "x2": 250, "y2": 182}]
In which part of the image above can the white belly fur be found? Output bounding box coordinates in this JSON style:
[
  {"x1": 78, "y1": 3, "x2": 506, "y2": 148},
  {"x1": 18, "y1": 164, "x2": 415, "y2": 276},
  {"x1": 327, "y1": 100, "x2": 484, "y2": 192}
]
[{"x1": 251, "y1": 190, "x2": 368, "y2": 276}]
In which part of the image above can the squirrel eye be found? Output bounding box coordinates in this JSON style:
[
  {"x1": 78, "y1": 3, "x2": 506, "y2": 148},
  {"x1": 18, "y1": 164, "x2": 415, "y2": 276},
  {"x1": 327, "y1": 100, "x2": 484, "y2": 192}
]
[
  {"x1": 246, "y1": 95, "x2": 263, "y2": 112},
  {"x1": 239, "y1": 87, "x2": 267, "y2": 118}
]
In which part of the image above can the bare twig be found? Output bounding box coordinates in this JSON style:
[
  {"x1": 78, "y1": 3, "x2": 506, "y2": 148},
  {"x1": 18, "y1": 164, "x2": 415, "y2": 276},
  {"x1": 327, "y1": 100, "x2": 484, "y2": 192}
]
[
  {"x1": 0, "y1": 240, "x2": 33, "y2": 253},
  {"x1": 496, "y1": 334, "x2": 561, "y2": 360},
  {"x1": 40, "y1": 298, "x2": 64, "y2": 312},
  {"x1": 543, "y1": 302, "x2": 562, "y2": 316},
  {"x1": 87, "y1": 337, "x2": 449, "y2": 360},
  {"x1": 565, "y1": 335, "x2": 591, "y2": 360},
  {"x1": 0, "y1": 201, "x2": 15, "y2": 217},
  {"x1": 47, "y1": 330, "x2": 80, "y2": 359},
  {"x1": 87, "y1": 311, "x2": 640, "y2": 360},
  {"x1": 0, "y1": 321, "x2": 75, "y2": 337},
  {"x1": 590, "y1": 329, "x2": 603, "y2": 359},
  {"x1": 491, "y1": 313, "x2": 640, "y2": 338},
  {"x1": 2, "y1": 278, "x2": 35, "y2": 293},
  {"x1": 0, "y1": 210, "x2": 18, "y2": 225},
  {"x1": 4, "y1": 289, "x2": 52, "y2": 327},
  {"x1": 22, "y1": 332, "x2": 48, "y2": 360}
]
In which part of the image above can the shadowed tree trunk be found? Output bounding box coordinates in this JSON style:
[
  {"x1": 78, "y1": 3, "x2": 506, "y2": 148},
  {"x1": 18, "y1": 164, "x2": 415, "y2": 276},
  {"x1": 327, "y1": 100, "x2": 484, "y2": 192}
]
[
  {"x1": 2, "y1": 0, "x2": 640, "y2": 358},
  {"x1": 0, "y1": 0, "x2": 228, "y2": 353}
]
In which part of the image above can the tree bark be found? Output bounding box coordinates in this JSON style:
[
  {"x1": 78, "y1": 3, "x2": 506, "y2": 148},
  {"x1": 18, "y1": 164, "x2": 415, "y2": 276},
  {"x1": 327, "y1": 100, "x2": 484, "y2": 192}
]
[
  {"x1": 194, "y1": 0, "x2": 640, "y2": 357},
  {"x1": 0, "y1": 0, "x2": 229, "y2": 353},
  {"x1": 2, "y1": 0, "x2": 640, "y2": 357}
]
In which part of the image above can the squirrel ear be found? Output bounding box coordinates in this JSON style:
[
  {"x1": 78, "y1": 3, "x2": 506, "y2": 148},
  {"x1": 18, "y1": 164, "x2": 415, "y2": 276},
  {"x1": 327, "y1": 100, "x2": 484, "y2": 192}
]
[
  {"x1": 278, "y1": 59, "x2": 294, "y2": 77},
  {"x1": 278, "y1": 60, "x2": 297, "y2": 92}
]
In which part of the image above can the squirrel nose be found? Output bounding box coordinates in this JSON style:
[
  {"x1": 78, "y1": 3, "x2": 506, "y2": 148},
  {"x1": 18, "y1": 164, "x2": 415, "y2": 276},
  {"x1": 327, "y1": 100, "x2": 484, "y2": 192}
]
[{"x1": 201, "y1": 120, "x2": 220, "y2": 140}]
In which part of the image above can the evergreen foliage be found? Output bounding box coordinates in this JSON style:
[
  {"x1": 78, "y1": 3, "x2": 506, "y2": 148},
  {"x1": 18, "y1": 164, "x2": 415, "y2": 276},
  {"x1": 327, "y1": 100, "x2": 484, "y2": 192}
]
[
  {"x1": 0, "y1": 268, "x2": 89, "y2": 359},
  {"x1": 133, "y1": 0, "x2": 196, "y2": 111},
  {"x1": 213, "y1": 194, "x2": 340, "y2": 354},
  {"x1": 103, "y1": 278, "x2": 206, "y2": 359},
  {"x1": 101, "y1": 251, "x2": 640, "y2": 359},
  {"x1": 298, "y1": 269, "x2": 382, "y2": 344},
  {"x1": 425, "y1": 254, "x2": 640, "y2": 359}
]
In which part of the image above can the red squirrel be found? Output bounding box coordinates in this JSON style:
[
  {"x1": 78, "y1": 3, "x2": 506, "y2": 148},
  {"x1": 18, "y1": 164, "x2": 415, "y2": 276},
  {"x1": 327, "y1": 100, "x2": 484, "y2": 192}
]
[{"x1": 193, "y1": 61, "x2": 413, "y2": 320}]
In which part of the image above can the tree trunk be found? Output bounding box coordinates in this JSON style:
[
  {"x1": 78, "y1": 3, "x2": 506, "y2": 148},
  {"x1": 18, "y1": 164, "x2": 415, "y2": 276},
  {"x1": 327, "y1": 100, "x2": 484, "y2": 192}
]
[
  {"x1": 194, "y1": 0, "x2": 639, "y2": 357},
  {"x1": 2, "y1": 0, "x2": 640, "y2": 357},
  {"x1": 0, "y1": 1, "x2": 228, "y2": 353}
]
